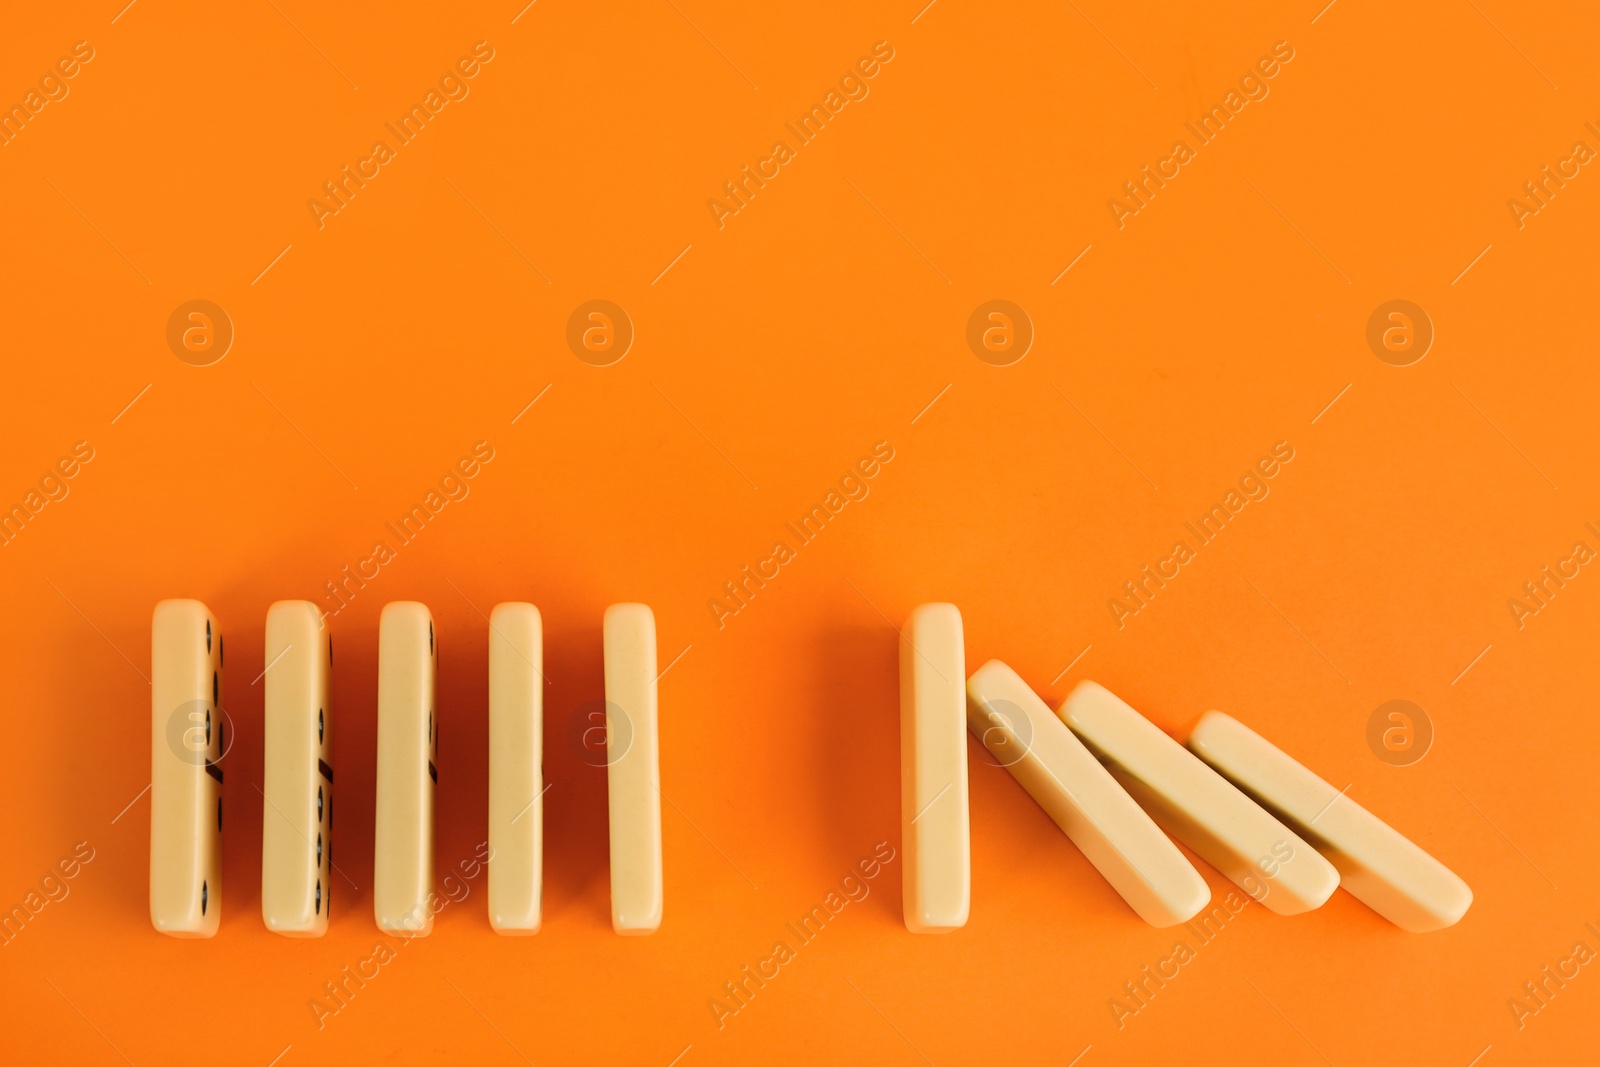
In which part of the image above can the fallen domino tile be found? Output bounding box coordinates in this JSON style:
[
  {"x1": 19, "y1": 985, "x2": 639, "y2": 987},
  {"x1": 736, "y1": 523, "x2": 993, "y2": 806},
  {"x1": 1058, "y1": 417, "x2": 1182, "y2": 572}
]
[
  {"x1": 967, "y1": 661, "x2": 1210, "y2": 927},
  {"x1": 1187, "y1": 710, "x2": 1471, "y2": 932},
  {"x1": 900, "y1": 603, "x2": 970, "y2": 933},
  {"x1": 1060, "y1": 681, "x2": 1338, "y2": 917}
]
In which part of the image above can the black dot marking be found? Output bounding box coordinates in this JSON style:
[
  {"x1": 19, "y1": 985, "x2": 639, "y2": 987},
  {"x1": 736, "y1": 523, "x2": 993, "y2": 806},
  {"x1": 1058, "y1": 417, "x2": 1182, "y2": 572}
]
[
  {"x1": 318, "y1": 708, "x2": 324, "y2": 744},
  {"x1": 205, "y1": 709, "x2": 212, "y2": 746},
  {"x1": 205, "y1": 620, "x2": 211, "y2": 653},
  {"x1": 218, "y1": 719, "x2": 225, "y2": 756},
  {"x1": 428, "y1": 622, "x2": 434, "y2": 655},
  {"x1": 219, "y1": 635, "x2": 224, "y2": 668},
  {"x1": 212, "y1": 671, "x2": 218, "y2": 707},
  {"x1": 317, "y1": 787, "x2": 323, "y2": 823},
  {"x1": 201, "y1": 880, "x2": 208, "y2": 916},
  {"x1": 427, "y1": 712, "x2": 432, "y2": 743},
  {"x1": 217, "y1": 796, "x2": 222, "y2": 832},
  {"x1": 315, "y1": 880, "x2": 321, "y2": 915},
  {"x1": 316, "y1": 833, "x2": 322, "y2": 868},
  {"x1": 328, "y1": 636, "x2": 333, "y2": 664}
]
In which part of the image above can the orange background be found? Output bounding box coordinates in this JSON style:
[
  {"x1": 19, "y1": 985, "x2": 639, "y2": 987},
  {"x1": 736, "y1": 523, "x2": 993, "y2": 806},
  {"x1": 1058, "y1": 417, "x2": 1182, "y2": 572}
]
[{"x1": 2, "y1": 1, "x2": 1598, "y2": 1064}]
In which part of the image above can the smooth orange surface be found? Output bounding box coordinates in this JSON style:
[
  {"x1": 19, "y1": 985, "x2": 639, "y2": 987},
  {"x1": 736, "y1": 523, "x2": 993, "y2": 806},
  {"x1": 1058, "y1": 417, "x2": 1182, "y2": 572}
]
[{"x1": 2, "y1": 2, "x2": 1597, "y2": 1064}]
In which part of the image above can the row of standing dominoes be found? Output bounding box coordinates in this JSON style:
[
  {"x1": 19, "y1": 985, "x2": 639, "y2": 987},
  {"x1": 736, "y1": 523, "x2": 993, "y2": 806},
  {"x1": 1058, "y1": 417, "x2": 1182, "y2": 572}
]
[
  {"x1": 149, "y1": 599, "x2": 662, "y2": 939},
  {"x1": 151, "y1": 597, "x2": 1468, "y2": 939},
  {"x1": 900, "y1": 604, "x2": 1472, "y2": 933}
]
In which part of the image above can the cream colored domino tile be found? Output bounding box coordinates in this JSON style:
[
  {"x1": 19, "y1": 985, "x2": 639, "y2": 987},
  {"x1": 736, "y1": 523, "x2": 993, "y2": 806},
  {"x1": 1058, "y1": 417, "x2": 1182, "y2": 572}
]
[
  {"x1": 605, "y1": 603, "x2": 662, "y2": 935},
  {"x1": 968, "y1": 661, "x2": 1209, "y2": 928},
  {"x1": 1060, "y1": 681, "x2": 1338, "y2": 916},
  {"x1": 1188, "y1": 711, "x2": 1470, "y2": 932},
  {"x1": 900, "y1": 603, "x2": 970, "y2": 933}
]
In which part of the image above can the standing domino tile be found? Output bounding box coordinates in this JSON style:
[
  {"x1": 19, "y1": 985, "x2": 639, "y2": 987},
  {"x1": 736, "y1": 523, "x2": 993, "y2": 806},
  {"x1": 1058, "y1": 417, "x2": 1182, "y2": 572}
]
[
  {"x1": 967, "y1": 661, "x2": 1210, "y2": 927},
  {"x1": 488, "y1": 603, "x2": 543, "y2": 935},
  {"x1": 150, "y1": 599, "x2": 224, "y2": 937},
  {"x1": 1060, "y1": 681, "x2": 1339, "y2": 916},
  {"x1": 261, "y1": 601, "x2": 333, "y2": 936},
  {"x1": 1187, "y1": 711, "x2": 1472, "y2": 932},
  {"x1": 374, "y1": 602, "x2": 437, "y2": 935},
  {"x1": 604, "y1": 603, "x2": 662, "y2": 935},
  {"x1": 899, "y1": 603, "x2": 970, "y2": 933}
]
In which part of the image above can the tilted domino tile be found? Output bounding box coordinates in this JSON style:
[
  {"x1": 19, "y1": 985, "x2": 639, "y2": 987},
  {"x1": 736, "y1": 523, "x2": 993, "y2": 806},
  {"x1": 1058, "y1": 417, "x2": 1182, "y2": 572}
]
[
  {"x1": 150, "y1": 599, "x2": 223, "y2": 937},
  {"x1": 899, "y1": 603, "x2": 970, "y2": 933},
  {"x1": 488, "y1": 603, "x2": 543, "y2": 935},
  {"x1": 374, "y1": 602, "x2": 437, "y2": 935},
  {"x1": 967, "y1": 661, "x2": 1209, "y2": 927},
  {"x1": 261, "y1": 601, "x2": 333, "y2": 936},
  {"x1": 604, "y1": 603, "x2": 662, "y2": 935},
  {"x1": 1060, "y1": 681, "x2": 1339, "y2": 917},
  {"x1": 1187, "y1": 711, "x2": 1472, "y2": 932}
]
